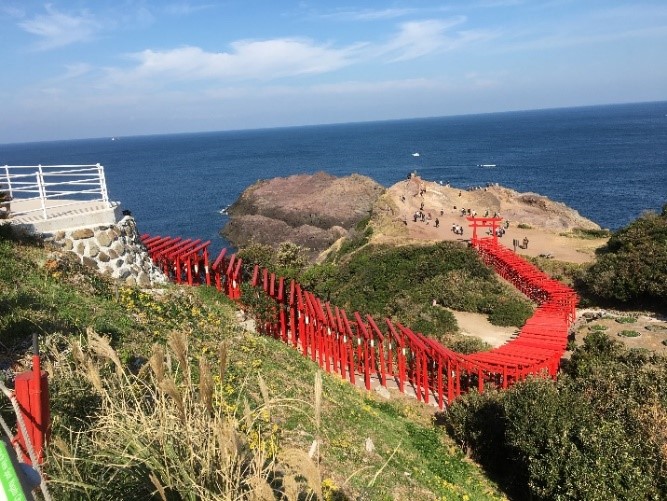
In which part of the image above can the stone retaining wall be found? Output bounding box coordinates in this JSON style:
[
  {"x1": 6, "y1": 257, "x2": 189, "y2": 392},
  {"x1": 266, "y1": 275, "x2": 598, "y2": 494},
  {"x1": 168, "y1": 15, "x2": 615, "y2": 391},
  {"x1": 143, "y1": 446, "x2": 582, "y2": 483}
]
[{"x1": 47, "y1": 216, "x2": 166, "y2": 287}]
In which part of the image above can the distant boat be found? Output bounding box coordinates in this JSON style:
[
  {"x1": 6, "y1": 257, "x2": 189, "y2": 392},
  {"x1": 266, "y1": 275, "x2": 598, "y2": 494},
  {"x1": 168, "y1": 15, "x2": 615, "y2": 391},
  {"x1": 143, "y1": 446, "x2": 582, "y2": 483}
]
[
  {"x1": 111, "y1": 137, "x2": 116, "y2": 141},
  {"x1": 412, "y1": 152, "x2": 420, "y2": 157},
  {"x1": 479, "y1": 164, "x2": 496, "y2": 168}
]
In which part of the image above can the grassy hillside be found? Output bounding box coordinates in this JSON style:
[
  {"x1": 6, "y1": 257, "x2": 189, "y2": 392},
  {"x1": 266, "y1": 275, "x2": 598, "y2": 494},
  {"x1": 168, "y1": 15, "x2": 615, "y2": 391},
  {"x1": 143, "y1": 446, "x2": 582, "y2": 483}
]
[{"x1": 0, "y1": 231, "x2": 505, "y2": 500}]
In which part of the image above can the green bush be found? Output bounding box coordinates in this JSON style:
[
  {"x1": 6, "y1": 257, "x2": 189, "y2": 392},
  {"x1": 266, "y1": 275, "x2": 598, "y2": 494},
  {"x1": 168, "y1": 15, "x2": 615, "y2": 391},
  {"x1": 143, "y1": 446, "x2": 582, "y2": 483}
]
[
  {"x1": 0, "y1": 184, "x2": 10, "y2": 219},
  {"x1": 444, "y1": 336, "x2": 492, "y2": 354},
  {"x1": 445, "y1": 334, "x2": 667, "y2": 499},
  {"x1": 579, "y1": 205, "x2": 667, "y2": 308},
  {"x1": 487, "y1": 297, "x2": 533, "y2": 327},
  {"x1": 618, "y1": 330, "x2": 640, "y2": 338},
  {"x1": 572, "y1": 227, "x2": 612, "y2": 239},
  {"x1": 305, "y1": 242, "x2": 534, "y2": 336}
]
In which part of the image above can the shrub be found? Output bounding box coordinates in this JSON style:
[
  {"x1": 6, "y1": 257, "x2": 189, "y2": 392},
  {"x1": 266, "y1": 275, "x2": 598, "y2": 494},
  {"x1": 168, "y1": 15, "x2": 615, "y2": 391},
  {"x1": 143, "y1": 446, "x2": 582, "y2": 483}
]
[
  {"x1": 618, "y1": 330, "x2": 640, "y2": 338},
  {"x1": 445, "y1": 336, "x2": 492, "y2": 355},
  {"x1": 572, "y1": 227, "x2": 612, "y2": 239},
  {"x1": 487, "y1": 297, "x2": 533, "y2": 327},
  {"x1": 0, "y1": 184, "x2": 10, "y2": 219},
  {"x1": 615, "y1": 316, "x2": 637, "y2": 324},
  {"x1": 517, "y1": 223, "x2": 532, "y2": 229},
  {"x1": 579, "y1": 205, "x2": 667, "y2": 308},
  {"x1": 238, "y1": 242, "x2": 276, "y2": 269},
  {"x1": 590, "y1": 323, "x2": 608, "y2": 331},
  {"x1": 444, "y1": 338, "x2": 667, "y2": 500}
]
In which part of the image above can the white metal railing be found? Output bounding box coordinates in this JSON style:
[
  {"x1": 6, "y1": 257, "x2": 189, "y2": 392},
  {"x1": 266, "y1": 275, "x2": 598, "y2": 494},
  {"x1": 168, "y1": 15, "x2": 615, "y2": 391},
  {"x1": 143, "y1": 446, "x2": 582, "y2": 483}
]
[{"x1": 0, "y1": 164, "x2": 111, "y2": 220}]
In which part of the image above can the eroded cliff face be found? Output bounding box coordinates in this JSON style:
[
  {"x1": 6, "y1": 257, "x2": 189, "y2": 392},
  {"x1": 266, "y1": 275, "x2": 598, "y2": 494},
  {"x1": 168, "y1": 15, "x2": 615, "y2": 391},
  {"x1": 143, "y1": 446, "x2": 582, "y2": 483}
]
[{"x1": 221, "y1": 172, "x2": 384, "y2": 256}]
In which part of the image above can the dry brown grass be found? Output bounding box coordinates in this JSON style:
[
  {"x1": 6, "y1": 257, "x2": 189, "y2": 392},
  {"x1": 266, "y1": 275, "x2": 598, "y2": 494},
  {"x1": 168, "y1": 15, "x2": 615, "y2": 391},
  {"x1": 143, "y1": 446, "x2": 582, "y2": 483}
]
[{"x1": 43, "y1": 331, "x2": 323, "y2": 500}]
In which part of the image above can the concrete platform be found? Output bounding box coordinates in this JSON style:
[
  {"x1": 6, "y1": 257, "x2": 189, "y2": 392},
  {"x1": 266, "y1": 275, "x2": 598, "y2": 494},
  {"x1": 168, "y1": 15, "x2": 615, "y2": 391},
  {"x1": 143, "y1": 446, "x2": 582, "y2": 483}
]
[{"x1": 7, "y1": 199, "x2": 122, "y2": 234}]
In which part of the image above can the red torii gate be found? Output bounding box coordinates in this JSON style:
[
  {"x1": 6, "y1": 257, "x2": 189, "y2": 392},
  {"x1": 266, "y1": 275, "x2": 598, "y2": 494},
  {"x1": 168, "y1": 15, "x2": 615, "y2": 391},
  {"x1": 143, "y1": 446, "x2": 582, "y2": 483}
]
[
  {"x1": 466, "y1": 215, "x2": 503, "y2": 246},
  {"x1": 141, "y1": 232, "x2": 578, "y2": 410}
]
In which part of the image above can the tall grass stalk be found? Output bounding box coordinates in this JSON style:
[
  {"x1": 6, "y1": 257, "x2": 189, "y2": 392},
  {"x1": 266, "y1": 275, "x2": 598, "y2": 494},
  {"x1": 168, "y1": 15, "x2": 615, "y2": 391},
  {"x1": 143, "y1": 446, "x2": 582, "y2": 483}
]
[{"x1": 44, "y1": 332, "x2": 322, "y2": 500}]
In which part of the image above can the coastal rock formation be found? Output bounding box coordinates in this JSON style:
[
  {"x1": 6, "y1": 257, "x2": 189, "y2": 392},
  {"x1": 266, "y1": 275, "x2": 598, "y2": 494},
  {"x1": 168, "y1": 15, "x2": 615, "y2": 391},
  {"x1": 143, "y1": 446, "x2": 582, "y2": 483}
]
[
  {"x1": 387, "y1": 178, "x2": 601, "y2": 231},
  {"x1": 222, "y1": 172, "x2": 384, "y2": 256}
]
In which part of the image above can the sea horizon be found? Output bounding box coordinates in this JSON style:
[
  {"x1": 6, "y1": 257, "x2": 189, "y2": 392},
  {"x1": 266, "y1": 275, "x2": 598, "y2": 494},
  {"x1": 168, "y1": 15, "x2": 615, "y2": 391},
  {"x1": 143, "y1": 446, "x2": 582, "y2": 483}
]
[
  {"x1": 2, "y1": 99, "x2": 665, "y2": 147},
  {"x1": 2, "y1": 100, "x2": 666, "y2": 254}
]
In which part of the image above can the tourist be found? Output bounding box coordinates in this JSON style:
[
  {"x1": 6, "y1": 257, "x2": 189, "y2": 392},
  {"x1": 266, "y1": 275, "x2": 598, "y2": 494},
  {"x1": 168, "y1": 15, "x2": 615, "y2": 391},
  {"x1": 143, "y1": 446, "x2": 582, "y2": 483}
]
[
  {"x1": 523, "y1": 237, "x2": 529, "y2": 249},
  {"x1": 435, "y1": 218, "x2": 440, "y2": 228}
]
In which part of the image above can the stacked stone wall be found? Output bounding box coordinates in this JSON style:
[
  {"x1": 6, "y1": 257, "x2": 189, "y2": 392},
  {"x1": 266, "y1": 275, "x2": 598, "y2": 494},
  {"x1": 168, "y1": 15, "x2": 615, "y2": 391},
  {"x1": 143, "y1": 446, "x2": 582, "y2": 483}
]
[{"x1": 47, "y1": 216, "x2": 166, "y2": 287}]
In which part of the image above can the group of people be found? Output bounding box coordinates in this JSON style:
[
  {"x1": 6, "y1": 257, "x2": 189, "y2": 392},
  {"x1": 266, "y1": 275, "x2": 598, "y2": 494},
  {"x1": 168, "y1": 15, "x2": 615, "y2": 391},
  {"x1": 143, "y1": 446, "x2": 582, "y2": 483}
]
[
  {"x1": 451, "y1": 223, "x2": 464, "y2": 235},
  {"x1": 411, "y1": 210, "x2": 440, "y2": 228}
]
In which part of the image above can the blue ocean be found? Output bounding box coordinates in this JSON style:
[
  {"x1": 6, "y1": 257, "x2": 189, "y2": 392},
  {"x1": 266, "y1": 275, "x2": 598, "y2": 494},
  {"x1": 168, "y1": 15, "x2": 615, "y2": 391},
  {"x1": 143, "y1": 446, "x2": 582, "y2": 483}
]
[{"x1": 2, "y1": 101, "x2": 666, "y2": 254}]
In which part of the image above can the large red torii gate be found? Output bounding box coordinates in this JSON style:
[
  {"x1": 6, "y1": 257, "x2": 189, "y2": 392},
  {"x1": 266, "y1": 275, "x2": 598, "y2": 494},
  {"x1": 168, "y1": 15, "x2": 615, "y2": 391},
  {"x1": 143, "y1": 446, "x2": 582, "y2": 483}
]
[{"x1": 466, "y1": 215, "x2": 503, "y2": 247}]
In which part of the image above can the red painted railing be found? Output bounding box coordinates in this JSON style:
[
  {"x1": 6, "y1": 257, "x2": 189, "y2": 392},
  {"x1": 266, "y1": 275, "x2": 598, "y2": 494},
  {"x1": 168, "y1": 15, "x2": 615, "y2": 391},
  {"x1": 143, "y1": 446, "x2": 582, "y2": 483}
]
[{"x1": 141, "y1": 231, "x2": 577, "y2": 408}]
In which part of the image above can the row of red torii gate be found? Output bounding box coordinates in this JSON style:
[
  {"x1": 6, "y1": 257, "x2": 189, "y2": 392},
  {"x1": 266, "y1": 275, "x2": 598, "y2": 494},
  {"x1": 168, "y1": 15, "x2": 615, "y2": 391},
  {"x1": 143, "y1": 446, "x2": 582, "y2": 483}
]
[{"x1": 140, "y1": 216, "x2": 577, "y2": 409}]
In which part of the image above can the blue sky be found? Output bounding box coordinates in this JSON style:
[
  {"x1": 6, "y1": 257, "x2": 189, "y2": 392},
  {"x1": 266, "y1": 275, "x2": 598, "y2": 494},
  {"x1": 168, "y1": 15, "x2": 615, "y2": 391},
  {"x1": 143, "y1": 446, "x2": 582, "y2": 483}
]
[{"x1": 1, "y1": 1, "x2": 666, "y2": 143}]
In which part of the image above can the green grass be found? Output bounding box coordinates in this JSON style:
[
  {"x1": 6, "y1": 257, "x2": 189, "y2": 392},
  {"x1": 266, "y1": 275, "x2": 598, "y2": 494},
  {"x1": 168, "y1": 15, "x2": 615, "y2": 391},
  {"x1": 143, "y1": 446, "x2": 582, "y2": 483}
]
[
  {"x1": 590, "y1": 324, "x2": 609, "y2": 331},
  {"x1": 571, "y1": 228, "x2": 612, "y2": 239},
  {"x1": 304, "y1": 242, "x2": 533, "y2": 335},
  {"x1": 1, "y1": 232, "x2": 505, "y2": 500},
  {"x1": 618, "y1": 330, "x2": 641, "y2": 338}
]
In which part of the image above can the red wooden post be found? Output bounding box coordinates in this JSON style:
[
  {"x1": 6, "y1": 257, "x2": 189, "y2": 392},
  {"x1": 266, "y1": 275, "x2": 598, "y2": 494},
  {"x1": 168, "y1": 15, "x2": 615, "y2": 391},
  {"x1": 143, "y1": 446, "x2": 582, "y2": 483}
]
[
  {"x1": 203, "y1": 247, "x2": 211, "y2": 286},
  {"x1": 212, "y1": 249, "x2": 227, "y2": 292},
  {"x1": 278, "y1": 277, "x2": 287, "y2": 342},
  {"x1": 436, "y1": 355, "x2": 444, "y2": 409},
  {"x1": 231, "y1": 259, "x2": 241, "y2": 299},
  {"x1": 354, "y1": 313, "x2": 371, "y2": 391},
  {"x1": 289, "y1": 280, "x2": 297, "y2": 347},
  {"x1": 341, "y1": 311, "x2": 356, "y2": 385},
  {"x1": 367, "y1": 315, "x2": 387, "y2": 387},
  {"x1": 14, "y1": 334, "x2": 50, "y2": 465},
  {"x1": 225, "y1": 254, "x2": 236, "y2": 298},
  {"x1": 296, "y1": 285, "x2": 307, "y2": 356},
  {"x1": 447, "y1": 359, "x2": 454, "y2": 404},
  {"x1": 335, "y1": 307, "x2": 347, "y2": 380}
]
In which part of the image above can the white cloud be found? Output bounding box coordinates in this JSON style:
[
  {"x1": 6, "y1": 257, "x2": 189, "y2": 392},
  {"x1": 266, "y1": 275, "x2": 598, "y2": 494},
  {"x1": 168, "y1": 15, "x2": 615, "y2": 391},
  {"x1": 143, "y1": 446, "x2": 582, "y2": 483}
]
[
  {"x1": 104, "y1": 39, "x2": 361, "y2": 87},
  {"x1": 319, "y1": 8, "x2": 419, "y2": 21},
  {"x1": 85, "y1": 15, "x2": 497, "y2": 91},
  {"x1": 164, "y1": 2, "x2": 214, "y2": 16},
  {"x1": 378, "y1": 18, "x2": 494, "y2": 62},
  {"x1": 19, "y1": 4, "x2": 101, "y2": 50}
]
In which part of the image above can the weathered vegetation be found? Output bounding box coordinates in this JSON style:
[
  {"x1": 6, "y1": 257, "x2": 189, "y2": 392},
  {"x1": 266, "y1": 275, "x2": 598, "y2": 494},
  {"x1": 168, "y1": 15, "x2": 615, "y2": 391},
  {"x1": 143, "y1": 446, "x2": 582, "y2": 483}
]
[
  {"x1": 444, "y1": 332, "x2": 667, "y2": 500},
  {"x1": 578, "y1": 204, "x2": 667, "y2": 310},
  {"x1": 0, "y1": 229, "x2": 503, "y2": 500}
]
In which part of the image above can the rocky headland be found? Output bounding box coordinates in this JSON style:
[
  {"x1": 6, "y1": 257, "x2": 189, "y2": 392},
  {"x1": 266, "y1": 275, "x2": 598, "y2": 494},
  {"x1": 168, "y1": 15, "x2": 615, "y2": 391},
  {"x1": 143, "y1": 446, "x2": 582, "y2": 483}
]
[
  {"x1": 222, "y1": 173, "x2": 606, "y2": 263},
  {"x1": 221, "y1": 172, "x2": 384, "y2": 257}
]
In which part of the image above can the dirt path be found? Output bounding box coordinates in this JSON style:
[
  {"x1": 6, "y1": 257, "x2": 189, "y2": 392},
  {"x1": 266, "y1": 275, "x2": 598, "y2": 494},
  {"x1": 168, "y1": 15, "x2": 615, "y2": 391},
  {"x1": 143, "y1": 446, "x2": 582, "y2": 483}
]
[
  {"x1": 384, "y1": 178, "x2": 607, "y2": 264},
  {"x1": 448, "y1": 310, "x2": 518, "y2": 348}
]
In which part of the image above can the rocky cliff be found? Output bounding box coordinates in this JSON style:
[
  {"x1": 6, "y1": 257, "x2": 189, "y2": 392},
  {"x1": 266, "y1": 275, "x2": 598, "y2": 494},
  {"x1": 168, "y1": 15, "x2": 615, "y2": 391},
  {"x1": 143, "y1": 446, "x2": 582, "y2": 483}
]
[{"x1": 221, "y1": 172, "x2": 384, "y2": 256}]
